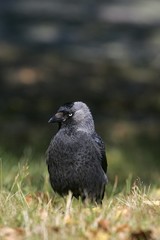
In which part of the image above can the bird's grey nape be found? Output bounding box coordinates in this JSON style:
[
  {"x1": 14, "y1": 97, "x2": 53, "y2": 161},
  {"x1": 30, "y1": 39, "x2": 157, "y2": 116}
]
[{"x1": 72, "y1": 102, "x2": 95, "y2": 133}]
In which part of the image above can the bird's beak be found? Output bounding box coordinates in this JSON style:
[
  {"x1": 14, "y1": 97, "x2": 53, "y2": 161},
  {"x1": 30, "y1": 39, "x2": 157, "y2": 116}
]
[{"x1": 48, "y1": 112, "x2": 64, "y2": 123}]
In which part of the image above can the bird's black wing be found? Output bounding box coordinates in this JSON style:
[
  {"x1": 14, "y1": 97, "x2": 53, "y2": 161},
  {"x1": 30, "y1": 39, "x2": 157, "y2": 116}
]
[{"x1": 92, "y1": 133, "x2": 108, "y2": 173}]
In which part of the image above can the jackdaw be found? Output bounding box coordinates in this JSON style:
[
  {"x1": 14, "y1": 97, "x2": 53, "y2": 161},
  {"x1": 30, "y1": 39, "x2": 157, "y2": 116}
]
[{"x1": 46, "y1": 101, "x2": 108, "y2": 203}]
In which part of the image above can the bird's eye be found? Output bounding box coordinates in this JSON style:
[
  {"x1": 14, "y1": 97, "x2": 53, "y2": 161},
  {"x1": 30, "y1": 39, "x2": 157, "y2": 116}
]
[{"x1": 68, "y1": 113, "x2": 73, "y2": 117}]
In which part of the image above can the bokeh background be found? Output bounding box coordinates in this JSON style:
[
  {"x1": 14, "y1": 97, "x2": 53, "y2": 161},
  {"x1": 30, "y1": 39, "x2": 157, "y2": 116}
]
[{"x1": 0, "y1": 0, "x2": 160, "y2": 187}]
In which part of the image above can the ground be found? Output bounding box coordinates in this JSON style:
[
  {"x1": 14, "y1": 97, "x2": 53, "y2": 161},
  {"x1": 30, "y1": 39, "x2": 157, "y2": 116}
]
[{"x1": 0, "y1": 151, "x2": 160, "y2": 240}]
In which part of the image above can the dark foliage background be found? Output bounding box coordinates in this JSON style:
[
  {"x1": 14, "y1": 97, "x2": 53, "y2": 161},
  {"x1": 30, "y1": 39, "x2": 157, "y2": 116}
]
[{"x1": 0, "y1": 0, "x2": 160, "y2": 185}]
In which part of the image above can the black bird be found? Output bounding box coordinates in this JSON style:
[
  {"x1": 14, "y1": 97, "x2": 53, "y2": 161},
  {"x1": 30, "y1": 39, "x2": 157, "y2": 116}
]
[{"x1": 46, "y1": 101, "x2": 108, "y2": 203}]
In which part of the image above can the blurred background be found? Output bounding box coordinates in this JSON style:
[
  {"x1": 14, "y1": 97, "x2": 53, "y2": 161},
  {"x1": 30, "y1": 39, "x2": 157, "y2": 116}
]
[{"x1": 0, "y1": 0, "x2": 160, "y2": 187}]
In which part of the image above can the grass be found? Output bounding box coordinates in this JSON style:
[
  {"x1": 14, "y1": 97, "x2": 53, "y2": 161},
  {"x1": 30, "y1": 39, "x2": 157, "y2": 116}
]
[{"x1": 0, "y1": 151, "x2": 160, "y2": 240}]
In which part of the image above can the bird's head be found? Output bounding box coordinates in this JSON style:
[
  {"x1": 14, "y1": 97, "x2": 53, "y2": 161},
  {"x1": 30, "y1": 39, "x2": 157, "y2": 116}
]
[{"x1": 48, "y1": 101, "x2": 95, "y2": 133}]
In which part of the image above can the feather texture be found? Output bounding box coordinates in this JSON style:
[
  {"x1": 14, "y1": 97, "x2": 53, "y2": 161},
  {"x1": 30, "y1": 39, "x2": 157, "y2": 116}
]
[{"x1": 46, "y1": 101, "x2": 108, "y2": 203}]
